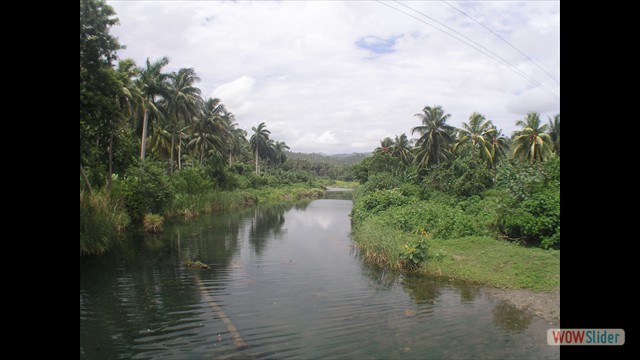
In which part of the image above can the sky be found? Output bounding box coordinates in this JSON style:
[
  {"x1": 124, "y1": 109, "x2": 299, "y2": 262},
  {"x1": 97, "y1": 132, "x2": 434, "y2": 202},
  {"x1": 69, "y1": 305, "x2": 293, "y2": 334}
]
[{"x1": 108, "y1": 0, "x2": 560, "y2": 155}]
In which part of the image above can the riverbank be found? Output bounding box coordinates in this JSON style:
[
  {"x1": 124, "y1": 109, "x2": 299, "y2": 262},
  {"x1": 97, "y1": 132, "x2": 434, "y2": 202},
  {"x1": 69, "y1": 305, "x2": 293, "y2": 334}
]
[
  {"x1": 80, "y1": 183, "x2": 325, "y2": 255},
  {"x1": 167, "y1": 184, "x2": 325, "y2": 219},
  {"x1": 351, "y1": 217, "x2": 559, "y2": 292}
]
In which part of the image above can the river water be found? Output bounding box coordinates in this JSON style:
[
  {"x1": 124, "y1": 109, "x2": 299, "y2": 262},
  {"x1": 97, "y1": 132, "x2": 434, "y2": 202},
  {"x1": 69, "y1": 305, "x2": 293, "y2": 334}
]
[{"x1": 80, "y1": 190, "x2": 558, "y2": 359}]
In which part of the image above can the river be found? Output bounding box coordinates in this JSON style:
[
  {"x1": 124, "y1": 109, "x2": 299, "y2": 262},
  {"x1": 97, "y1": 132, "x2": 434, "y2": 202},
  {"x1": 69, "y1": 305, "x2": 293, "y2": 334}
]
[{"x1": 80, "y1": 190, "x2": 558, "y2": 359}]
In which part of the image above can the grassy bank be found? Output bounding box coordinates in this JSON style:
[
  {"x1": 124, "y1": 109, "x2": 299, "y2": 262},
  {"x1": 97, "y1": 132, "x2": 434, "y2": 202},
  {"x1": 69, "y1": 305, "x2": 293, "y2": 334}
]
[
  {"x1": 81, "y1": 183, "x2": 325, "y2": 255},
  {"x1": 322, "y1": 179, "x2": 360, "y2": 189},
  {"x1": 351, "y1": 216, "x2": 559, "y2": 291},
  {"x1": 167, "y1": 185, "x2": 325, "y2": 219}
]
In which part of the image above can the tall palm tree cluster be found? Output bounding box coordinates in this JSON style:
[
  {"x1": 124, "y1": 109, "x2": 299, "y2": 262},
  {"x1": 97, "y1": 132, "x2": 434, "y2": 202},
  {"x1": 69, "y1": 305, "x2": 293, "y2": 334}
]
[
  {"x1": 110, "y1": 56, "x2": 289, "y2": 178},
  {"x1": 376, "y1": 105, "x2": 559, "y2": 171}
]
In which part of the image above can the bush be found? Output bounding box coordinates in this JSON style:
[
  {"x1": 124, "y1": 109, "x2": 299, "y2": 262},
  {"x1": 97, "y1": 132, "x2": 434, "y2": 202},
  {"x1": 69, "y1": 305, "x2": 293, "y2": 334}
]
[
  {"x1": 422, "y1": 145, "x2": 493, "y2": 198},
  {"x1": 352, "y1": 188, "x2": 409, "y2": 222},
  {"x1": 499, "y1": 186, "x2": 560, "y2": 248},
  {"x1": 381, "y1": 201, "x2": 489, "y2": 240},
  {"x1": 400, "y1": 234, "x2": 429, "y2": 270},
  {"x1": 80, "y1": 191, "x2": 130, "y2": 255},
  {"x1": 143, "y1": 213, "x2": 164, "y2": 233},
  {"x1": 170, "y1": 166, "x2": 214, "y2": 194},
  {"x1": 122, "y1": 160, "x2": 174, "y2": 222}
]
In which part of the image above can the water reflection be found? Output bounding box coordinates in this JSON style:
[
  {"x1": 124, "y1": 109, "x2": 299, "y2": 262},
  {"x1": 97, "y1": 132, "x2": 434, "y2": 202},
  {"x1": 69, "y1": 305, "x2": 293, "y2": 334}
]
[
  {"x1": 493, "y1": 301, "x2": 534, "y2": 333},
  {"x1": 248, "y1": 203, "x2": 297, "y2": 255},
  {"x1": 81, "y1": 199, "x2": 557, "y2": 360},
  {"x1": 400, "y1": 275, "x2": 443, "y2": 304}
]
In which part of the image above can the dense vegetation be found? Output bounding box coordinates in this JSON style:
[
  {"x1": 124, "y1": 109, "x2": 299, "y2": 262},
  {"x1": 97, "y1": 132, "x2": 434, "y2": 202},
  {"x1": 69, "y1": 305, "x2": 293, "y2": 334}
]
[
  {"x1": 350, "y1": 105, "x2": 559, "y2": 290},
  {"x1": 80, "y1": 0, "x2": 354, "y2": 255}
]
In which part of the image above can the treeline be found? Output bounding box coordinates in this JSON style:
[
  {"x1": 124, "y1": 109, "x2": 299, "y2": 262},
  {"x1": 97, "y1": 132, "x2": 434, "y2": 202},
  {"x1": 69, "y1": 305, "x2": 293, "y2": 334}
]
[
  {"x1": 80, "y1": 0, "x2": 329, "y2": 255},
  {"x1": 284, "y1": 152, "x2": 369, "y2": 180},
  {"x1": 352, "y1": 105, "x2": 560, "y2": 253}
]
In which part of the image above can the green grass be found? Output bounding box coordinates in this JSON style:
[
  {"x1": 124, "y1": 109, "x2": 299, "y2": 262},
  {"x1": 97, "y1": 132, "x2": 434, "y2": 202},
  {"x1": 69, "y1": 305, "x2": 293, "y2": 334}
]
[
  {"x1": 322, "y1": 179, "x2": 360, "y2": 189},
  {"x1": 422, "y1": 236, "x2": 559, "y2": 291},
  {"x1": 352, "y1": 217, "x2": 559, "y2": 292},
  {"x1": 166, "y1": 184, "x2": 325, "y2": 219},
  {"x1": 351, "y1": 217, "x2": 424, "y2": 270}
]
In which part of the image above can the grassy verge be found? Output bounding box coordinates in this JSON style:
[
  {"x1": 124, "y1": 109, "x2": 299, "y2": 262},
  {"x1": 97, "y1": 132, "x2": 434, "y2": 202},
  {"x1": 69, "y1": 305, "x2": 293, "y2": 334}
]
[
  {"x1": 422, "y1": 236, "x2": 559, "y2": 292},
  {"x1": 351, "y1": 216, "x2": 559, "y2": 292},
  {"x1": 166, "y1": 185, "x2": 325, "y2": 219},
  {"x1": 322, "y1": 179, "x2": 360, "y2": 189}
]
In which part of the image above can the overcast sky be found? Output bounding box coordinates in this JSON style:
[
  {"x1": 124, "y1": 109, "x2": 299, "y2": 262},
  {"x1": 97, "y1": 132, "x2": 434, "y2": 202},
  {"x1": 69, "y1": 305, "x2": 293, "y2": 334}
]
[{"x1": 108, "y1": 0, "x2": 559, "y2": 155}]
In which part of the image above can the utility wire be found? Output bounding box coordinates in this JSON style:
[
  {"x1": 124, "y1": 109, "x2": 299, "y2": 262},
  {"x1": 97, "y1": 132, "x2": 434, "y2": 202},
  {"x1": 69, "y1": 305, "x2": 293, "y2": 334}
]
[
  {"x1": 441, "y1": 0, "x2": 559, "y2": 85},
  {"x1": 375, "y1": 0, "x2": 559, "y2": 102}
]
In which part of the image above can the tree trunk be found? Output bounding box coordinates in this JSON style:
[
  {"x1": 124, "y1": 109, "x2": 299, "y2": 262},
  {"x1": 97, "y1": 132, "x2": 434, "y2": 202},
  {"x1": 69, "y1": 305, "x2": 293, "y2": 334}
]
[
  {"x1": 200, "y1": 143, "x2": 204, "y2": 165},
  {"x1": 107, "y1": 134, "x2": 113, "y2": 192},
  {"x1": 170, "y1": 133, "x2": 175, "y2": 174},
  {"x1": 255, "y1": 148, "x2": 259, "y2": 176},
  {"x1": 140, "y1": 105, "x2": 149, "y2": 160},
  {"x1": 80, "y1": 164, "x2": 92, "y2": 193},
  {"x1": 178, "y1": 136, "x2": 182, "y2": 170}
]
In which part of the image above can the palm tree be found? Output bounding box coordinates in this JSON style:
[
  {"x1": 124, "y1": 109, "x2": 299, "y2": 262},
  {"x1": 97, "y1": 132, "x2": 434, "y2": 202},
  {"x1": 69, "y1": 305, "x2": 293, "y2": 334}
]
[
  {"x1": 547, "y1": 114, "x2": 560, "y2": 156},
  {"x1": 250, "y1": 122, "x2": 271, "y2": 175},
  {"x1": 109, "y1": 58, "x2": 142, "y2": 191},
  {"x1": 188, "y1": 116, "x2": 217, "y2": 165},
  {"x1": 165, "y1": 68, "x2": 201, "y2": 173},
  {"x1": 375, "y1": 137, "x2": 394, "y2": 154},
  {"x1": 411, "y1": 105, "x2": 455, "y2": 169},
  {"x1": 453, "y1": 112, "x2": 496, "y2": 163},
  {"x1": 511, "y1": 112, "x2": 554, "y2": 162},
  {"x1": 272, "y1": 141, "x2": 290, "y2": 166},
  {"x1": 391, "y1": 134, "x2": 413, "y2": 165},
  {"x1": 137, "y1": 56, "x2": 171, "y2": 160},
  {"x1": 222, "y1": 113, "x2": 247, "y2": 164},
  {"x1": 487, "y1": 127, "x2": 508, "y2": 171}
]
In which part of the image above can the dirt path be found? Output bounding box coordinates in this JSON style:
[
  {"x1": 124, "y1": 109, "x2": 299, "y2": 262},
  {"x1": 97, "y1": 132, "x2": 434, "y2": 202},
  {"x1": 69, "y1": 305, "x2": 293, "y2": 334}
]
[{"x1": 484, "y1": 287, "x2": 560, "y2": 324}]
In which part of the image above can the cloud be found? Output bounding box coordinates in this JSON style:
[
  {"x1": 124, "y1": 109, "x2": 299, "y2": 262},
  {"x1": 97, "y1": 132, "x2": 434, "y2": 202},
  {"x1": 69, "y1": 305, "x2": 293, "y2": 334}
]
[
  {"x1": 108, "y1": 0, "x2": 559, "y2": 154},
  {"x1": 211, "y1": 76, "x2": 256, "y2": 116}
]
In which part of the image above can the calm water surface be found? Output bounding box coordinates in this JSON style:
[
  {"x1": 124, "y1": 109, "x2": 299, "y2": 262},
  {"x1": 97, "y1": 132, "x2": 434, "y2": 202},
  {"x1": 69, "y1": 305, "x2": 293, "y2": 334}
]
[{"x1": 80, "y1": 191, "x2": 558, "y2": 359}]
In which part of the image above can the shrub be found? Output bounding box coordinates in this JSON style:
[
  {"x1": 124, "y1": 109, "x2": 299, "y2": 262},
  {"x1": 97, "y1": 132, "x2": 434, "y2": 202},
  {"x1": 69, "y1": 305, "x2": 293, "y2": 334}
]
[
  {"x1": 170, "y1": 166, "x2": 213, "y2": 194},
  {"x1": 143, "y1": 213, "x2": 164, "y2": 233},
  {"x1": 122, "y1": 160, "x2": 174, "y2": 222},
  {"x1": 400, "y1": 234, "x2": 429, "y2": 270},
  {"x1": 80, "y1": 191, "x2": 130, "y2": 255},
  {"x1": 498, "y1": 186, "x2": 560, "y2": 248},
  {"x1": 352, "y1": 188, "x2": 409, "y2": 222}
]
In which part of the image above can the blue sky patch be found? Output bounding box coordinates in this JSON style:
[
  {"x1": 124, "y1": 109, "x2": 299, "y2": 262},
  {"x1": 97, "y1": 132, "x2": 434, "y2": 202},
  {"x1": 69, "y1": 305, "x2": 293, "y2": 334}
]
[{"x1": 355, "y1": 35, "x2": 401, "y2": 54}]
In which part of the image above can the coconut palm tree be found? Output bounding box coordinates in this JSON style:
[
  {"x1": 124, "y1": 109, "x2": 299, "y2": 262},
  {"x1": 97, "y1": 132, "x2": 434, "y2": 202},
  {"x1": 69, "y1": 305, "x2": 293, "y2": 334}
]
[
  {"x1": 391, "y1": 133, "x2": 413, "y2": 165},
  {"x1": 511, "y1": 112, "x2": 554, "y2": 162},
  {"x1": 547, "y1": 114, "x2": 560, "y2": 156},
  {"x1": 165, "y1": 68, "x2": 201, "y2": 173},
  {"x1": 487, "y1": 127, "x2": 509, "y2": 171},
  {"x1": 137, "y1": 56, "x2": 171, "y2": 160},
  {"x1": 411, "y1": 105, "x2": 455, "y2": 169},
  {"x1": 453, "y1": 112, "x2": 496, "y2": 163},
  {"x1": 250, "y1": 122, "x2": 271, "y2": 175},
  {"x1": 375, "y1": 137, "x2": 394, "y2": 155}
]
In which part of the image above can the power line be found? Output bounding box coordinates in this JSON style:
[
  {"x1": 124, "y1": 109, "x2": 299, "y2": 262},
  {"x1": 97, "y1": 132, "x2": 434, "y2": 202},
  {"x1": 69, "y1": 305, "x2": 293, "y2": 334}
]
[
  {"x1": 375, "y1": 0, "x2": 559, "y2": 102},
  {"x1": 441, "y1": 0, "x2": 559, "y2": 85},
  {"x1": 389, "y1": 0, "x2": 559, "y2": 101}
]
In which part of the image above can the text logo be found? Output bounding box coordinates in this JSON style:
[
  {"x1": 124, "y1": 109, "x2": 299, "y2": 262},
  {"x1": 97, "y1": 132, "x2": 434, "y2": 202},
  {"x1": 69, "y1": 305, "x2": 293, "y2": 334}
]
[{"x1": 547, "y1": 329, "x2": 625, "y2": 345}]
